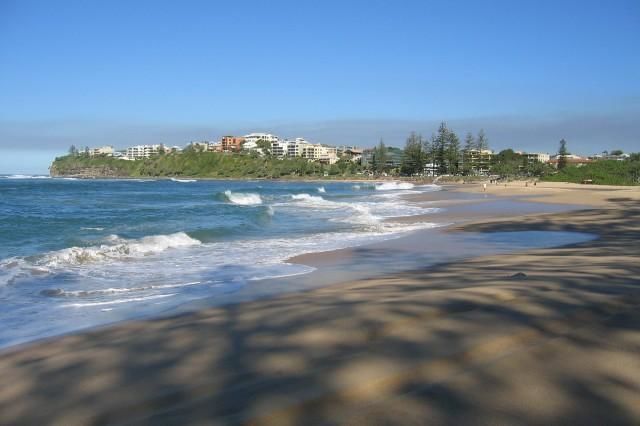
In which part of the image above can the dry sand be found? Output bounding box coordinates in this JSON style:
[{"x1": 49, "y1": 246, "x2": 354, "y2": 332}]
[{"x1": 1, "y1": 183, "x2": 639, "y2": 425}]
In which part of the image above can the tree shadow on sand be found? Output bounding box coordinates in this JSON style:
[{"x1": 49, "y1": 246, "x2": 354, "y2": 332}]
[{"x1": 0, "y1": 199, "x2": 639, "y2": 425}]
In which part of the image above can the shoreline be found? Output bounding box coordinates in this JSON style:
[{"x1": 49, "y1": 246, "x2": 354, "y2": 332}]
[{"x1": 1, "y1": 184, "x2": 639, "y2": 423}]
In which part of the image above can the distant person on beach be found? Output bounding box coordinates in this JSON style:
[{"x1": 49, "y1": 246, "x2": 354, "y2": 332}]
[{"x1": 483, "y1": 183, "x2": 487, "y2": 192}]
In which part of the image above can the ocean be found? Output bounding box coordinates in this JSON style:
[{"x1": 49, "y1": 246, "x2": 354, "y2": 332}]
[{"x1": 0, "y1": 176, "x2": 442, "y2": 347}]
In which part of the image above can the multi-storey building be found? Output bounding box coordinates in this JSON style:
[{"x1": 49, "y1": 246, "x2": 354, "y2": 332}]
[
  {"x1": 208, "y1": 142, "x2": 222, "y2": 152},
  {"x1": 516, "y1": 152, "x2": 550, "y2": 163},
  {"x1": 286, "y1": 138, "x2": 310, "y2": 157},
  {"x1": 319, "y1": 146, "x2": 338, "y2": 164},
  {"x1": 189, "y1": 141, "x2": 210, "y2": 152},
  {"x1": 243, "y1": 133, "x2": 279, "y2": 151},
  {"x1": 89, "y1": 146, "x2": 114, "y2": 157},
  {"x1": 548, "y1": 154, "x2": 591, "y2": 168},
  {"x1": 462, "y1": 149, "x2": 493, "y2": 174},
  {"x1": 221, "y1": 136, "x2": 245, "y2": 152},
  {"x1": 271, "y1": 140, "x2": 290, "y2": 157},
  {"x1": 126, "y1": 144, "x2": 164, "y2": 159}
]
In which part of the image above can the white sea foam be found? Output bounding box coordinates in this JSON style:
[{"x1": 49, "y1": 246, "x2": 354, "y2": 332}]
[
  {"x1": 290, "y1": 193, "x2": 423, "y2": 229},
  {"x1": 317, "y1": 186, "x2": 326, "y2": 193},
  {"x1": 30, "y1": 232, "x2": 201, "y2": 268},
  {"x1": 224, "y1": 190, "x2": 263, "y2": 205},
  {"x1": 63, "y1": 293, "x2": 177, "y2": 308},
  {"x1": 43, "y1": 281, "x2": 203, "y2": 297},
  {"x1": 375, "y1": 182, "x2": 415, "y2": 191},
  {"x1": 5, "y1": 174, "x2": 51, "y2": 179},
  {"x1": 291, "y1": 193, "x2": 332, "y2": 204},
  {"x1": 171, "y1": 178, "x2": 197, "y2": 183},
  {"x1": 80, "y1": 227, "x2": 105, "y2": 231}
]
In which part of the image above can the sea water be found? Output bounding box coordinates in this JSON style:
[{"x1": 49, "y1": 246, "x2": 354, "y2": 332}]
[{"x1": 0, "y1": 177, "x2": 441, "y2": 347}]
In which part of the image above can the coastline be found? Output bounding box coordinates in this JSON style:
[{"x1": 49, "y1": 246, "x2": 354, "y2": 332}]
[{"x1": 1, "y1": 183, "x2": 639, "y2": 424}]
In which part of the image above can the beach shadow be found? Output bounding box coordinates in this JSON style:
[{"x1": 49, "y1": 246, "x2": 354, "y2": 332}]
[{"x1": 0, "y1": 200, "x2": 639, "y2": 424}]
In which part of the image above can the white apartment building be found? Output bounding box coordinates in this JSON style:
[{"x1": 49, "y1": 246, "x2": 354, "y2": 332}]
[
  {"x1": 207, "y1": 142, "x2": 221, "y2": 152},
  {"x1": 271, "y1": 140, "x2": 289, "y2": 157},
  {"x1": 243, "y1": 132, "x2": 279, "y2": 149},
  {"x1": 286, "y1": 138, "x2": 310, "y2": 157},
  {"x1": 517, "y1": 151, "x2": 550, "y2": 163},
  {"x1": 301, "y1": 144, "x2": 339, "y2": 164},
  {"x1": 89, "y1": 146, "x2": 114, "y2": 157},
  {"x1": 126, "y1": 144, "x2": 164, "y2": 159},
  {"x1": 188, "y1": 141, "x2": 211, "y2": 152}
]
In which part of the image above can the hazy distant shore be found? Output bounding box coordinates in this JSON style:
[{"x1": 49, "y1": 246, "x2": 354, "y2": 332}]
[{"x1": 1, "y1": 183, "x2": 639, "y2": 424}]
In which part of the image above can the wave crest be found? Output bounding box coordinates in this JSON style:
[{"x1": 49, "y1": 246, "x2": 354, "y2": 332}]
[
  {"x1": 33, "y1": 232, "x2": 201, "y2": 268},
  {"x1": 170, "y1": 178, "x2": 197, "y2": 183},
  {"x1": 223, "y1": 190, "x2": 263, "y2": 205},
  {"x1": 375, "y1": 182, "x2": 415, "y2": 191}
]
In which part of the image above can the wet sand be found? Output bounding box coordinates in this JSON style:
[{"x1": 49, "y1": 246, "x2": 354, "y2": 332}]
[{"x1": 1, "y1": 183, "x2": 639, "y2": 425}]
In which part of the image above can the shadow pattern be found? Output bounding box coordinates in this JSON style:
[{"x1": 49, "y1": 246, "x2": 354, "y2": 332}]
[{"x1": 0, "y1": 199, "x2": 639, "y2": 425}]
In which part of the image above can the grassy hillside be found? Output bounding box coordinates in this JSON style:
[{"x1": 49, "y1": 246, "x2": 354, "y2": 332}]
[
  {"x1": 542, "y1": 160, "x2": 640, "y2": 185},
  {"x1": 50, "y1": 152, "x2": 363, "y2": 178}
]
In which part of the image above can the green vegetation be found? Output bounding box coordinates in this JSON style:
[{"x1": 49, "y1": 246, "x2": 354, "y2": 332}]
[
  {"x1": 400, "y1": 132, "x2": 425, "y2": 176},
  {"x1": 542, "y1": 159, "x2": 640, "y2": 185},
  {"x1": 50, "y1": 151, "x2": 365, "y2": 179},
  {"x1": 52, "y1": 133, "x2": 640, "y2": 186},
  {"x1": 557, "y1": 139, "x2": 569, "y2": 170},
  {"x1": 489, "y1": 149, "x2": 555, "y2": 178},
  {"x1": 370, "y1": 139, "x2": 389, "y2": 174}
]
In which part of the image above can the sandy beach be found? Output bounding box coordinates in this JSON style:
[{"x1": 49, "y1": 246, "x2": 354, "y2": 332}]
[{"x1": 1, "y1": 182, "x2": 639, "y2": 425}]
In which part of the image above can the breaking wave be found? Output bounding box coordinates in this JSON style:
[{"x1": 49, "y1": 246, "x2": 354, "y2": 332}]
[
  {"x1": 223, "y1": 190, "x2": 263, "y2": 205},
  {"x1": 4, "y1": 174, "x2": 51, "y2": 179},
  {"x1": 18, "y1": 232, "x2": 200, "y2": 269},
  {"x1": 375, "y1": 182, "x2": 415, "y2": 191}
]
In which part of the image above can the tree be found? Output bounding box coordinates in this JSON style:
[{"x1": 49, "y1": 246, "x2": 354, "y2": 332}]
[
  {"x1": 445, "y1": 130, "x2": 461, "y2": 174},
  {"x1": 491, "y1": 149, "x2": 520, "y2": 177},
  {"x1": 400, "y1": 132, "x2": 424, "y2": 175},
  {"x1": 474, "y1": 129, "x2": 491, "y2": 174},
  {"x1": 256, "y1": 139, "x2": 272, "y2": 156},
  {"x1": 373, "y1": 139, "x2": 389, "y2": 174},
  {"x1": 462, "y1": 132, "x2": 475, "y2": 174},
  {"x1": 422, "y1": 136, "x2": 434, "y2": 175},
  {"x1": 558, "y1": 139, "x2": 569, "y2": 170},
  {"x1": 610, "y1": 149, "x2": 623, "y2": 156},
  {"x1": 68, "y1": 145, "x2": 77, "y2": 156},
  {"x1": 433, "y1": 122, "x2": 450, "y2": 175},
  {"x1": 476, "y1": 129, "x2": 488, "y2": 152}
]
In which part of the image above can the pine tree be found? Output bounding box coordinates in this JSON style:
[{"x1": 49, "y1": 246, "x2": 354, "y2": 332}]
[
  {"x1": 476, "y1": 129, "x2": 488, "y2": 152},
  {"x1": 401, "y1": 132, "x2": 424, "y2": 175},
  {"x1": 434, "y1": 122, "x2": 449, "y2": 175},
  {"x1": 462, "y1": 132, "x2": 475, "y2": 175},
  {"x1": 374, "y1": 139, "x2": 388, "y2": 174},
  {"x1": 422, "y1": 136, "x2": 434, "y2": 175},
  {"x1": 558, "y1": 139, "x2": 568, "y2": 170},
  {"x1": 445, "y1": 130, "x2": 461, "y2": 174},
  {"x1": 475, "y1": 129, "x2": 490, "y2": 174}
]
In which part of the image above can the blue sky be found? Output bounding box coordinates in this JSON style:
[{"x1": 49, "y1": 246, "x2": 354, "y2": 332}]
[{"x1": 1, "y1": 0, "x2": 639, "y2": 173}]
